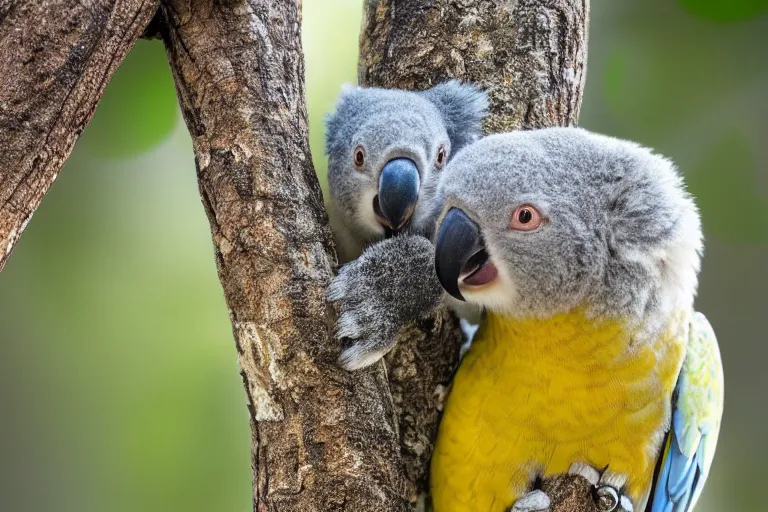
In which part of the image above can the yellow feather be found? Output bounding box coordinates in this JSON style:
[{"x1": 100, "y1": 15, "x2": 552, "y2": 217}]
[{"x1": 430, "y1": 310, "x2": 686, "y2": 512}]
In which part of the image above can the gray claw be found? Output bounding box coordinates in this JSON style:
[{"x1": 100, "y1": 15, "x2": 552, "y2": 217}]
[
  {"x1": 568, "y1": 461, "x2": 601, "y2": 486},
  {"x1": 511, "y1": 490, "x2": 550, "y2": 512}
]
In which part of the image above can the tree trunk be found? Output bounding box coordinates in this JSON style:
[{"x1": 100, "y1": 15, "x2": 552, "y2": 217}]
[
  {"x1": 360, "y1": 1, "x2": 598, "y2": 511},
  {"x1": 359, "y1": 0, "x2": 588, "y2": 132},
  {"x1": 0, "y1": 0, "x2": 159, "y2": 270},
  {"x1": 159, "y1": 1, "x2": 408, "y2": 510}
]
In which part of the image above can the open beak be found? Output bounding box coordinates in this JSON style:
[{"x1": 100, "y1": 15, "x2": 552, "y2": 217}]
[
  {"x1": 435, "y1": 208, "x2": 498, "y2": 301},
  {"x1": 373, "y1": 158, "x2": 420, "y2": 234}
]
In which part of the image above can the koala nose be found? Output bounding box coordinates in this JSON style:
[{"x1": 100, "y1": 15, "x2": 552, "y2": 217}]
[{"x1": 375, "y1": 158, "x2": 420, "y2": 232}]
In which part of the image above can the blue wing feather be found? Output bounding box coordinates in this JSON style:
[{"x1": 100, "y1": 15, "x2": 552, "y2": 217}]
[{"x1": 649, "y1": 313, "x2": 723, "y2": 512}]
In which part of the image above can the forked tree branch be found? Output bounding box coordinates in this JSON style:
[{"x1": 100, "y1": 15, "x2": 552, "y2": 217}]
[
  {"x1": 161, "y1": 0, "x2": 598, "y2": 510},
  {"x1": 0, "y1": 0, "x2": 159, "y2": 270}
]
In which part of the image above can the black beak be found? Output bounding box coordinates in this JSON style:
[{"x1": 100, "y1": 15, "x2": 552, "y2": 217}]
[
  {"x1": 434, "y1": 208, "x2": 486, "y2": 301},
  {"x1": 375, "y1": 158, "x2": 420, "y2": 233}
]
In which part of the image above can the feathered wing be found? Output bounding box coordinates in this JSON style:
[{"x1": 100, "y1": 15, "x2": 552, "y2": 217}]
[{"x1": 649, "y1": 312, "x2": 724, "y2": 512}]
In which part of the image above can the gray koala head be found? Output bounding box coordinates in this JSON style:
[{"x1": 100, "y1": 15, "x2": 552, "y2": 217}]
[
  {"x1": 325, "y1": 81, "x2": 488, "y2": 249},
  {"x1": 433, "y1": 128, "x2": 702, "y2": 329}
]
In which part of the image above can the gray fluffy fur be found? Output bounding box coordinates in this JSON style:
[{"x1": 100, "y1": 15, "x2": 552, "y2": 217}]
[
  {"x1": 327, "y1": 235, "x2": 444, "y2": 371},
  {"x1": 325, "y1": 81, "x2": 488, "y2": 262},
  {"x1": 329, "y1": 127, "x2": 703, "y2": 369}
]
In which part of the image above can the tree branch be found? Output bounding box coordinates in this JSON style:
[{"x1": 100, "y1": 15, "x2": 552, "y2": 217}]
[
  {"x1": 360, "y1": 1, "x2": 598, "y2": 510},
  {"x1": 0, "y1": 0, "x2": 159, "y2": 270},
  {"x1": 160, "y1": 1, "x2": 408, "y2": 510}
]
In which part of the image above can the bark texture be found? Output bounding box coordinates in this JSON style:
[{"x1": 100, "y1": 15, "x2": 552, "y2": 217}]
[
  {"x1": 382, "y1": 311, "x2": 464, "y2": 502},
  {"x1": 0, "y1": 0, "x2": 159, "y2": 271},
  {"x1": 360, "y1": 0, "x2": 589, "y2": 132},
  {"x1": 361, "y1": 1, "x2": 597, "y2": 511},
  {"x1": 160, "y1": 1, "x2": 407, "y2": 510}
]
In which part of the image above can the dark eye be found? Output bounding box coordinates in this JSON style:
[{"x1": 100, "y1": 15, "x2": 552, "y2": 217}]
[
  {"x1": 353, "y1": 146, "x2": 365, "y2": 168},
  {"x1": 509, "y1": 204, "x2": 544, "y2": 231},
  {"x1": 436, "y1": 145, "x2": 447, "y2": 167}
]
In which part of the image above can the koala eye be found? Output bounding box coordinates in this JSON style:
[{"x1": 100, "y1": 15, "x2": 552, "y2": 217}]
[
  {"x1": 436, "y1": 144, "x2": 447, "y2": 167},
  {"x1": 353, "y1": 146, "x2": 366, "y2": 168},
  {"x1": 509, "y1": 204, "x2": 544, "y2": 231}
]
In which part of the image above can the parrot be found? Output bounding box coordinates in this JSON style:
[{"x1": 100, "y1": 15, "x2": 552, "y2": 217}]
[
  {"x1": 327, "y1": 127, "x2": 724, "y2": 512},
  {"x1": 324, "y1": 80, "x2": 488, "y2": 263}
]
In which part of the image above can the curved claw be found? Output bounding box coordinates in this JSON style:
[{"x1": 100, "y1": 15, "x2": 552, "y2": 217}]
[{"x1": 510, "y1": 490, "x2": 551, "y2": 512}]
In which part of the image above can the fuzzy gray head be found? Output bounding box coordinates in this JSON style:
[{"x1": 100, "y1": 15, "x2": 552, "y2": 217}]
[
  {"x1": 434, "y1": 128, "x2": 703, "y2": 330},
  {"x1": 325, "y1": 81, "x2": 488, "y2": 246}
]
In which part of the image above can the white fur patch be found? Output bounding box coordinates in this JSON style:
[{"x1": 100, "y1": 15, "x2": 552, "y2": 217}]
[{"x1": 338, "y1": 345, "x2": 388, "y2": 371}]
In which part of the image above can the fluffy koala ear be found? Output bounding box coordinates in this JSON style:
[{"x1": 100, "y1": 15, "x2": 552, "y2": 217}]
[
  {"x1": 605, "y1": 148, "x2": 703, "y2": 283},
  {"x1": 325, "y1": 84, "x2": 361, "y2": 156},
  {"x1": 420, "y1": 80, "x2": 488, "y2": 154}
]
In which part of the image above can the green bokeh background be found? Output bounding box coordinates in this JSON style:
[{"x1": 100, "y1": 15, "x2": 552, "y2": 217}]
[{"x1": 1, "y1": 1, "x2": 766, "y2": 510}]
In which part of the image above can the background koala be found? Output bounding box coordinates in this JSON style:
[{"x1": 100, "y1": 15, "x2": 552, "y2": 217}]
[{"x1": 325, "y1": 81, "x2": 488, "y2": 262}]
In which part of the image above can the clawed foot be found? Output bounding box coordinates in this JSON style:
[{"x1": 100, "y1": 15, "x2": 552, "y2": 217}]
[
  {"x1": 327, "y1": 236, "x2": 443, "y2": 371},
  {"x1": 568, "y1": 462, "x2": 634, "y2": 512},
  {"x1": 327, "y1": 255, "x2": 401, "y2": 370},
  {"x1": 510, "y1": 489, "x2": 551, "y2": 512}
]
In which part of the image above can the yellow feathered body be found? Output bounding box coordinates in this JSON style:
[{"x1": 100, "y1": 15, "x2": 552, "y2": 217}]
[{"x1": 430, "y1": 310, "x2": 687, "y2": 512}]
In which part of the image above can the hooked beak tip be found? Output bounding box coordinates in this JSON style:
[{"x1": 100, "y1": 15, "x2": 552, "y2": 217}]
[{"x1": 435, "y1": 208, "x2": 486, "y2": 302}]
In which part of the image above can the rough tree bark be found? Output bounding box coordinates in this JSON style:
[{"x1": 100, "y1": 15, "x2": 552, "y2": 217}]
[
  {"x1": 360, "y1": 0, "x2": 588, "y2": 132},
  {"x1": 0, "y1": 0, "x2": 159, "y2": 271},
  {"x1": 360, "y1": 1, "x2": 599, "y2": 511},
  {"x1": 159, "y1": 1, "x2": 408, "y2": 510}
]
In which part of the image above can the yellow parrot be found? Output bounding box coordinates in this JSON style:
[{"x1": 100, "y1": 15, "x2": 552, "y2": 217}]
[{"x1": 429, "y1": 129, "x2": 724, "y2": 512}]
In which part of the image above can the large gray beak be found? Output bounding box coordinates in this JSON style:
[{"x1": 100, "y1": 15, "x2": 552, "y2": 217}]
[
  {"x1": 434, "y1": 208, "x2": 487, "y2": 301},
  {"x1": 375, "y1": 158, "x2": 420, "y2": 233}
]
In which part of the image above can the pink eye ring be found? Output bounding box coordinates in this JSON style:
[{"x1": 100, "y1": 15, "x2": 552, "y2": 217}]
[{"x1": 509, "y1": 204, "x2": 544, "y2": 231}]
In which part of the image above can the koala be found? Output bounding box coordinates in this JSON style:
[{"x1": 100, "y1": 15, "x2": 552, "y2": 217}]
[{"x1": 325, "y1": 80, "x2": 488, "y2": 262}]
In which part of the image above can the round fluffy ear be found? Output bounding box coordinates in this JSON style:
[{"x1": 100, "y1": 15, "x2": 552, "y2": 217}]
[
  {"x1": 420, "y1": 80, "x2": 489, "y2": 154},
  {"x1": 325, "y1": 84, "x2": 361, "y2": 157},
  {"x1": 604, "y1": 147, "x2": 703, "y2": 307},
  {"x1": 606, "y1": 151, "x2": 698, "y2": 251}
]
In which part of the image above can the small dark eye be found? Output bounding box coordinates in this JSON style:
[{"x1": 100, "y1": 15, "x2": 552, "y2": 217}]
[
  {"x1": 353, "y1": 146, "x2": 365, "y2": 168},
  {"x1": 436, "y1": 145, "x2": 447, "y2": 167},
  {"x1": 518, "y1": 208, "x2": 532, "y2": 223}
]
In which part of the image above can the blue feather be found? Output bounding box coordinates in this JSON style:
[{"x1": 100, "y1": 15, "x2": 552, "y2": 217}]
[{"x1": 650, "y1": 395, "x2": 707, "y2": 512}]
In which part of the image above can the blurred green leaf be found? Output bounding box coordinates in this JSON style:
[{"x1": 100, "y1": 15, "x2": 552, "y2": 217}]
[
  {"x1": 303, "y1": 0, "x2": 362, "y2": 196},
  {"x1": 677, "y1": 0, "x2": 768, "y2": 22},
  {"x1": 686, "y1": 130, "x2": 768, "y2": 243},
  {"x1": 79, "y1": 41, "x2": 178, "y2": 159},
  {"x1": 600, "y1": 36, "x2": 760, "y2": 145}
]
